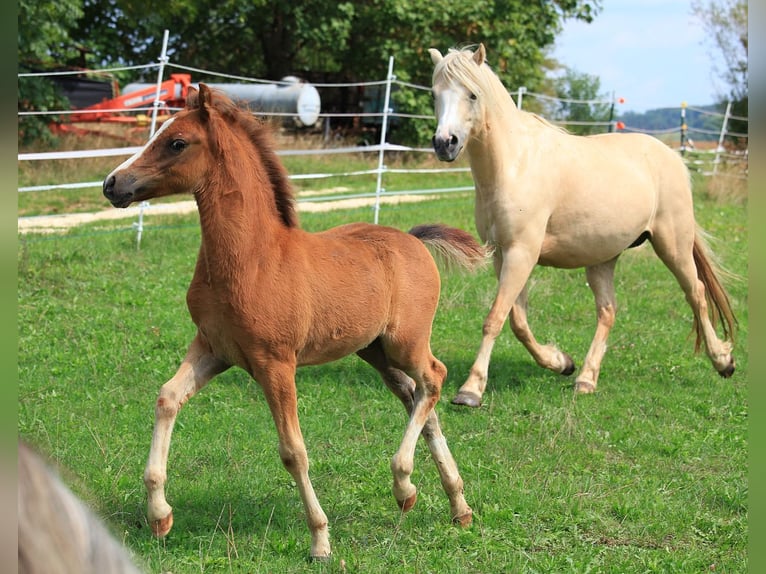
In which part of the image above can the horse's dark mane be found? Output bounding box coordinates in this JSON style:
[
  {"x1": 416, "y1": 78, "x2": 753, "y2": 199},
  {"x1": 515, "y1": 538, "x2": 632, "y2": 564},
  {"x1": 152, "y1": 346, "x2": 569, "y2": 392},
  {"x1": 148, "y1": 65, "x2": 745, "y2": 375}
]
[{"x1": 194, "y1": 88, "x2": 299, "y2": 228}]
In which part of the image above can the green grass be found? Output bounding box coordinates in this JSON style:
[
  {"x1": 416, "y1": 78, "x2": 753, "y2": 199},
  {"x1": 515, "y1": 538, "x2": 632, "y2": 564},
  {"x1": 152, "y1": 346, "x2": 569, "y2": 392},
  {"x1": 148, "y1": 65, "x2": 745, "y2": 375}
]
[{"x1": 18, "y1": 188, "x2": 747, "y2": 573}]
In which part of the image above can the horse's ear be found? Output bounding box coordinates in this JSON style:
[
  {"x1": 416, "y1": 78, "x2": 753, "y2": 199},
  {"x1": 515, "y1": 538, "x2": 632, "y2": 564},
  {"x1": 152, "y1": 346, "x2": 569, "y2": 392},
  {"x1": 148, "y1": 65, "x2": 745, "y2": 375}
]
[
  {"x1": 472, "y1": 43, "x2": 486, "y2": 66},
  {"x1": 429, "y1": 48, "x2": 443, "y2": 65},
  {"x1": 197, "y1": 83, "x2": 212, "y2": 120},
  {"x1": 185, "y1": 86, "x2": 199, "y2": 110}
]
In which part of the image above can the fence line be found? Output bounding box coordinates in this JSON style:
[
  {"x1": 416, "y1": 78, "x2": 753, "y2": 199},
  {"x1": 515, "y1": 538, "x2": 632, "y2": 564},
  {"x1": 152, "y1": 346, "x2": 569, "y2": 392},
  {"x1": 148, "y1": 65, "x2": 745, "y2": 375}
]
[{"x1": 19, "y1": 33, "x2": 748, "y2": 244}]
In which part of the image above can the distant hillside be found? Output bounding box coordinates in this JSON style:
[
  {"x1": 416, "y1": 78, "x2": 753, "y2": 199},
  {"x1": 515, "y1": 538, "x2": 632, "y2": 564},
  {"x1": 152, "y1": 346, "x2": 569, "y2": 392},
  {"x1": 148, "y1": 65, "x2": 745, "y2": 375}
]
[{"x1": 619, "y1": 104, "x2": 727, "y2": 141}]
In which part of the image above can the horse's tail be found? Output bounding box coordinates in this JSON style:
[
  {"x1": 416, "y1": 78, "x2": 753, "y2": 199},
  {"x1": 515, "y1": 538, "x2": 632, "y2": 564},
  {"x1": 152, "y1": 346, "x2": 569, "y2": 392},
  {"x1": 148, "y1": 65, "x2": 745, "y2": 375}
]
[
  {"x1": 692, "y1": 230, "x2": 738, "y2": 351},
  {"x1": 409, "y1": 223, "x2": 492, "y2": 273}
]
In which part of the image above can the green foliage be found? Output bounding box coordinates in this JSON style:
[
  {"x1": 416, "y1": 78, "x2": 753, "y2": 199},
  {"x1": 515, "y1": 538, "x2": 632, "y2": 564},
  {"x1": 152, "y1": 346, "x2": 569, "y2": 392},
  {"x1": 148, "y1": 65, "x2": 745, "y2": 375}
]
[
  {"x1": 17, "y1": 0, "x2": 83, "y2": 146},
  {"x1": 17, "y1": 187, "x2": 747, "y2": 572},
  {"x1": 19, "y1": 0, "x2": 602, "y2": 145},
  {"x1": 691, "y1": 0, "x2": 747, "y2": 143},
  {"x1": 17, "y1": 77, "x2": 68, "y2": 147},
  {"x1": 550, "y1": 68, "x2": 612, "y2": 135},
  {"x1": 692, "y1": 0, "x2": 747, "y2": 102}
]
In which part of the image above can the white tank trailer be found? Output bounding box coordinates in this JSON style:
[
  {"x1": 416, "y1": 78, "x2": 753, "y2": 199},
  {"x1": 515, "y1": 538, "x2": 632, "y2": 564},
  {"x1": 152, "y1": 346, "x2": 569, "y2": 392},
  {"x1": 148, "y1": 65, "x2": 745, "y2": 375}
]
[{"x1": 122, "y1": 76, "x2": 321, "y2": 127}]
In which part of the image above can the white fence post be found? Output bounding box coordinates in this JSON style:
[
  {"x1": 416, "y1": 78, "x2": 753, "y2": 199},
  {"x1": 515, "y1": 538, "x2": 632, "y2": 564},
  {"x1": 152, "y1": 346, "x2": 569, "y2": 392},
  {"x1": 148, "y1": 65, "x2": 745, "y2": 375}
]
[
  {"x1": 373, "y1": 56, "x2": 395, "y2": 225},
  {"x1": 134, "y1": 28, "x2": 170, "y2": 249},
  {"x1": 516, "y1": 86, "x2": 526, "y2": 110},
  {"x1": 712, "y1": 100, "x2": 732, "y2": 176}
]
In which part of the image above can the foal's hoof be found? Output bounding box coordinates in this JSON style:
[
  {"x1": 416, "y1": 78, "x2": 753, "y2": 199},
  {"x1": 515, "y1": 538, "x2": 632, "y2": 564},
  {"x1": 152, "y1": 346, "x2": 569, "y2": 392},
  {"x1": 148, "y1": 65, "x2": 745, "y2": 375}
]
[
  {"x1": 574, "y1": 381, "x2": 596, "y2": 394},
  {"x1": 150, "y1": 512, "x2": 174, "y2": 538},
  {"x1": 397, "y1": 492, "x2": 418, "y2": 512},
  {"x1": 718, "y1": 357, "x2": 735, "y2": 378},
  {"x1": 452, "y1": 509, "x2": 473, "y2": 527},
  {"x1": 451, "y1": 391, "x2": 482, "y2": 408}
]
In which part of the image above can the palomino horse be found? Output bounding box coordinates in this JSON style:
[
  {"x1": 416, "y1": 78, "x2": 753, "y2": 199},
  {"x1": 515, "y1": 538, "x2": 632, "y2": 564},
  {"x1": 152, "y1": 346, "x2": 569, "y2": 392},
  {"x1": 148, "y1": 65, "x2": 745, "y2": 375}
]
[
  {"x1": 429, "y1": 44, "x2": 736, "y2": 407},
  {"x1": 103, "y1": 84, "x2": 487, "y2": 560}
]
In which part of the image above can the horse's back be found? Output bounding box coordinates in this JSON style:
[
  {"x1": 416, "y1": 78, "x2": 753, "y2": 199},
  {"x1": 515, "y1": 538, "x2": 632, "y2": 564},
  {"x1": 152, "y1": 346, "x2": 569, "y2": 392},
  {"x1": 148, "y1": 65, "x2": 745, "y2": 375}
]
[
  {"x1": 291, "y1": 223, "x2": 441, "y2": 365},
  {"x1": 588, "y1": 132, "x2": 694, "y2": 226}
]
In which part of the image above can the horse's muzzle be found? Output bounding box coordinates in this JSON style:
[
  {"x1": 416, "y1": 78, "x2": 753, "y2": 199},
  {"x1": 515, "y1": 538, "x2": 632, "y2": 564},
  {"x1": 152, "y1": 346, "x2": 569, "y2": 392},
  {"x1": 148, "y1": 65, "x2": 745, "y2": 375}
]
[
  {"x1": 103, "y1": 174, "x2": 135, "y2": 208},
  {"x1": 432, "y1": 134, "x2": 461, "y2": 162}
]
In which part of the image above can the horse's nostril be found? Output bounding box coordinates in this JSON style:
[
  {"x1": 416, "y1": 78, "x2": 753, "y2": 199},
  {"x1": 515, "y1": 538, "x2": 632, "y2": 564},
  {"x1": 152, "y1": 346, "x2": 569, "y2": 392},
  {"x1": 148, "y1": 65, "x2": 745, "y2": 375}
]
[
  {"x1": 449, "y1": 135, "x2": 458, "y2": 146},
  {"x1": 103, "y1": 175, "x2": 115, "y2": 197}
]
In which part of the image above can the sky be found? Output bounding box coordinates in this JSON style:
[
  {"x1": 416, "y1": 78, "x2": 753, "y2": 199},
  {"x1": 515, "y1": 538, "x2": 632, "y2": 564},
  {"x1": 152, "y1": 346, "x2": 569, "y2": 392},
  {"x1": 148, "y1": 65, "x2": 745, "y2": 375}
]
[{"x1": 551, "y1": 0, "x2": 726, "y2": 113}]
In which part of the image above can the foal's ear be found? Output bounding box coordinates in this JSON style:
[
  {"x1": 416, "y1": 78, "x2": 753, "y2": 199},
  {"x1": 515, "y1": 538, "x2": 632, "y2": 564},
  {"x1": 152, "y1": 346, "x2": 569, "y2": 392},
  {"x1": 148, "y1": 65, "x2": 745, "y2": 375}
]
[
  {"x1": 197, "y1": 83, "x2": 212, "y2": 120},
  {"x1": 185, "y1": 86, "x2": 199, "y2": 110},
  {"x1": 472, "y1": 43, "x2": 486, "y2": 66},
  {"x1": 429, "y1": 48, "x2": 443, "y2": 65}
]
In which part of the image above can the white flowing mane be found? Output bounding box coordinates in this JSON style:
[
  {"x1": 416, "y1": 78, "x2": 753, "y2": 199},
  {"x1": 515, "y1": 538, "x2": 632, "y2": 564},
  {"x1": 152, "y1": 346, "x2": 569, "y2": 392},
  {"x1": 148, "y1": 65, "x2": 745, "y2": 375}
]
[
  {"x1": 433, "y1": 47, "x2": 515, "y2": 115},
  {"x1": 434, "y1": 47, "x2": 569, "y2": 135}
]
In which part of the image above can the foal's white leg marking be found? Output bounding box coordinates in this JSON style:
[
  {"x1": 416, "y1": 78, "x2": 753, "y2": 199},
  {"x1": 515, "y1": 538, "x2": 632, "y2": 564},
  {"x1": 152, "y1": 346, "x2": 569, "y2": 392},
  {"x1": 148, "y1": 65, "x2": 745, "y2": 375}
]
[
  {"x1": 420, "y1": 410, "x2": 472, "y2": 524},
  {"x1": 144, "y1": 332, "x2": 227, "y2": 537},
  {"x1": 259, "y1": 363, "x2": 330, "y2": 560},
  {"x1": 106, "y1": 117, "x2": 176, "y2": 179},
  {"x1": 390, "y1": 359, "x2": 447, "y2": 514},
  {"x1": 361, "y1": 350, "x2": 471, "y2": 525},
  {"x1": 390, "y1": 390, "x2": 430, "y2": 510},
  {"x1": 575, "y1": 259, "x2": 618, "y2": 394}
]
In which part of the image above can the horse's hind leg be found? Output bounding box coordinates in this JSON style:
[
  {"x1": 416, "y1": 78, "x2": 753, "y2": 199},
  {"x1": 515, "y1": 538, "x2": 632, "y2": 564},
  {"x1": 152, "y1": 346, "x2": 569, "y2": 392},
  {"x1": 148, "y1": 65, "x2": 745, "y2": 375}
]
[
  {"x1": 358, "y1": 342, "x2": 472, "y2": 525},
  {"x1": 144, "y1": 333, "x2": 228, "y2": 537},
  {"x1": 575, "y1": 258, "x2": 619, "y2": 394},
  {"x1": 651, "y1": 233, "x2": 735, "y2": 376}
]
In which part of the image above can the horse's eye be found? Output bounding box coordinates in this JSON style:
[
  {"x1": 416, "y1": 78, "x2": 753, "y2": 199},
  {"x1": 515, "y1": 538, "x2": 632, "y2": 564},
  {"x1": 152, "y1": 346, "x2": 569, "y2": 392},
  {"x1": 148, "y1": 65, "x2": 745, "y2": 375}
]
[
  {"x1": 469, "y1": 93, "x2": 478, "y2": 101},
  {"x1": 170, "y1": 139, "x2": 187, "y2": 153}
]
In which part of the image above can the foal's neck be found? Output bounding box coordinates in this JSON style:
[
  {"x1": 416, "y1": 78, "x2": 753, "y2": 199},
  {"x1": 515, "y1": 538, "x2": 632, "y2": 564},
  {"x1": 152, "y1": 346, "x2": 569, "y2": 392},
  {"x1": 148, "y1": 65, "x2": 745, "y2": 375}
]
[{"x1": 194, "y1": 163, "x2": 288, "y2": 283}]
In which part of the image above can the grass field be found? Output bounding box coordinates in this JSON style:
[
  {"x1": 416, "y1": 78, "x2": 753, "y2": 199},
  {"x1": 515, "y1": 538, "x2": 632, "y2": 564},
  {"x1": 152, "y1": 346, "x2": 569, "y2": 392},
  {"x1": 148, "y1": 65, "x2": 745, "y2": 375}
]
[{"x1": 18, "y1": 176, "x2": 747, "y2": 572}]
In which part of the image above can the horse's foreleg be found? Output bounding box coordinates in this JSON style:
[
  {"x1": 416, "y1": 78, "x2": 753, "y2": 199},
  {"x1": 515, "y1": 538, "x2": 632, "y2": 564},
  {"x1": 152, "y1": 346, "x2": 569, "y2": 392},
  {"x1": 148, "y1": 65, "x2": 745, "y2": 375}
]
[
  {"x1": 260, "y1": 364, "x2": 330, "y2": 561},
  {"x1": 453, "y1": 247, "x2": 537, "y2": 407},
  {"x1": 144, "y1": 333, "x2": 228, "y2": 537},
  {"x1": 508, "y1": 284, "x2": 576, "y2": 376},
  {"x1": 575, "y1": 259, "x2": 618, "y2": 393}
]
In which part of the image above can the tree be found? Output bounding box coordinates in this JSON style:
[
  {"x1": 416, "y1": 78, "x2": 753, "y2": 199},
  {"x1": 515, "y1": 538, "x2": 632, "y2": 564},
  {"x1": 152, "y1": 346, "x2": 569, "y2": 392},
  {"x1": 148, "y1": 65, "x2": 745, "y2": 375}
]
[
  {"x1": 691, "y1": 0, "x2": 747, "y2": 146},
  {"x1": 69, "y1": 0, "x2": 599, "y2": 85},
  {"x1": 550, "y1": 68, "x2": 612, "y2": 135},
  {"x1": 692, "y1": 0, "x2": 747, "y2": 102},
  {"x1": 20, "y1": 0, "x2": 602, "y2": 145},
  {"x1": 18, "y1": 0, "x2": 84, "y2": 145}
]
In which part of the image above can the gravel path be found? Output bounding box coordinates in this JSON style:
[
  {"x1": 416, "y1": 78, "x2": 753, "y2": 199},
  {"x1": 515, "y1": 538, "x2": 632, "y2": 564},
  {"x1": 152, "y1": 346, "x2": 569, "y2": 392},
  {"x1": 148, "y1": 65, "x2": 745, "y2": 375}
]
[{"x1": 18, "y1": 194, "x2": 435, "y2": 234}]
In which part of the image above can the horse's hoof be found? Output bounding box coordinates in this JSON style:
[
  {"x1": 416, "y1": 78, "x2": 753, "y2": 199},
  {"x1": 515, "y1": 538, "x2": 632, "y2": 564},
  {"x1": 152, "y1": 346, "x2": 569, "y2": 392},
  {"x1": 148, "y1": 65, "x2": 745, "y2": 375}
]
[
  {"x1": 451, "y1": 391, "x2": 482, "y2": 408},
  {"x1": 575, "y1": 381, "x2": 596, "y2": 394},
  {"x1": 309, "y1": 552, "x2": 332, "y2": 563},
  {"x1": 560, "y1": 354, "x2": 576, "y2": 376},
  {"x1": 452, "y1": 509, "x2": 473, "y2": 527},
  {"x1": 150, "y1": 511, "x2": 173, "y2": 538},
  {"x1": 718, "y1": 357, "x2": 735, "y2": 378},
  {"x1": 397, "y1": 492, "x2": 417, "y2": 512}
]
